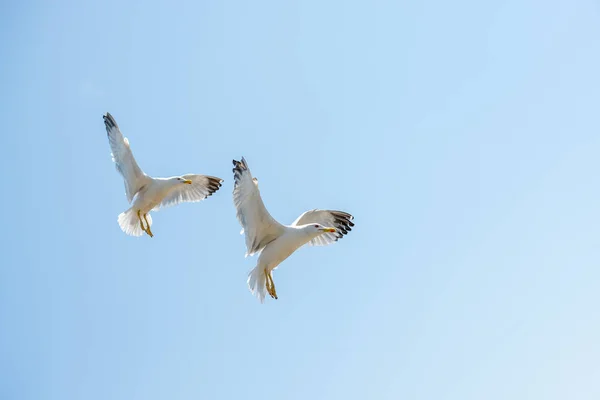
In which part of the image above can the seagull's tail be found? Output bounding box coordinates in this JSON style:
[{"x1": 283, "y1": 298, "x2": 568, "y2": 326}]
[
  {"x1": 247, "y1": 265, "x2": 268, "y2": 303},
  {"x1": 117, "y1": 208, "x2": 151, "y2": 237}
]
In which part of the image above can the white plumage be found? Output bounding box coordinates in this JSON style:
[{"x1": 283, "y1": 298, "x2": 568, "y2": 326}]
[
  {"x1": 232, "y1": 157, "x2": 354, "y2": 302},
  {"x1": 104, "y1": 112, "x2": 223, "y2": 237}
]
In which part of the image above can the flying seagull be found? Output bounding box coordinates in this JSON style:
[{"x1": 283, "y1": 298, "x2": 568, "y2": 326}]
[
  {"x1": 104, "y1": 112, "x2": 223, "y2": 237},
  {"x1": 232, "y1": 157, "x2": 354, "y2": 302}
]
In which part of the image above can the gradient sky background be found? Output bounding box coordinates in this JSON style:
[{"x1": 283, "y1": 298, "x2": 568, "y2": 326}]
[{"x1": 1, "y1": 0, "x2": 600, "y2": 399}]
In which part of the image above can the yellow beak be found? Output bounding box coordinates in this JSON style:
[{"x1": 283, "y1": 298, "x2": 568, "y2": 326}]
[
  {"x1": 324, "y1": 228, "x2": 336, "y2": 233},
  {"x1": 183, "y1": 179, "x2": 192, "y2": 184}
]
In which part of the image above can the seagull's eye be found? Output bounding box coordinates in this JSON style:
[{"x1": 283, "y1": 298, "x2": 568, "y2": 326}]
[{"x1": 314, "y1": 225, "x2": 319, "y2": 228}]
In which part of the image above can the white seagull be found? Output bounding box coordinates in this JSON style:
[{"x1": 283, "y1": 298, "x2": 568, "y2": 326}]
[
  {"x1": 232, "y1": 157, "x2": 354, "y2": 302},
  {"x1": 104, "y1": 112, "x2": 223, "y2": 237}
]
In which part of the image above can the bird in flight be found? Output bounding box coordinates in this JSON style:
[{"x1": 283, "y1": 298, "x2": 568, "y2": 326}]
[
  {"x1": 104, "y1": 112, "x2": 223, "y2": 237},
  {"x1": 232, "y1": 157, "x2": 354, "y2": 302}
]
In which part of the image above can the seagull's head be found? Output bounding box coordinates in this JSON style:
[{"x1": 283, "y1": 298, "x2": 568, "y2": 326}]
[
  {"x1": 174, "y1": 177, "x2": 193, "y2": 185},
  {"x1": 305, "y1": 224, "x2": 337, "y2": 235}
]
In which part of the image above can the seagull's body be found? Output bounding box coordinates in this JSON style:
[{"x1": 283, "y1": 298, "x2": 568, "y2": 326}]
[
  {"x1": 104, "y1": 112, "x2": 223, "y2": 237},
  {"x1": 255, "y1": 227, "x2": 317, "y2": 275},
  {"x1": 232, "y1": 157, "x2": 354, "y2": 302}
]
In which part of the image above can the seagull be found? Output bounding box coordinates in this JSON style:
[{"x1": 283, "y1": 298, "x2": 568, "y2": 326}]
[
  {"x1": 232, "y1": 157, "x2": 354, "y2": 302},
  {"x1": 104, "y1": 112, "x2": 223, "y2": 237}
]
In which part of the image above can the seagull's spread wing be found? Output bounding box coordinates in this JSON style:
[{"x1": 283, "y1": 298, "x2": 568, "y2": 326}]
[
  {"x1": 104, "y1": 113, "x2": 150, "y2": 203},
  {"x1": 292, "y1": 209, "x2": 354, "y2": 246},
  {"x1": 232, "y1": 158, "x2": 286, "y2": 257},
  {"x1": 154, "y1": 175, "x2": 223, "y2": 210}
]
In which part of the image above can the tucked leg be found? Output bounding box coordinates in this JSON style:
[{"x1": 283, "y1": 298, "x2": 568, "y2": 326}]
[
  {"x1": 270, "y1": 273, "x2": 278, "y2": 299},
  {"x1": 143, "y1": 213, "x2": 154, "y2": 238},
  {"x1": 137, "y1": 210, "x2": 147, "y2": 232},
  {"x1": 264, "y1": 268, "x2": 272, "y2": 296},
  {"x1": 265, "y1": 269, "x2": 278, "y2": 300}
]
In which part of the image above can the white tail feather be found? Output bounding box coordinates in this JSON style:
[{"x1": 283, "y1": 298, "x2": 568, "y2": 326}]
[
  {"x1": 247, "y1": 266, "x2": 267, "y2": 303},
  {"x1": 117, "y1": 208, "x2": 151, "y2": 237}
]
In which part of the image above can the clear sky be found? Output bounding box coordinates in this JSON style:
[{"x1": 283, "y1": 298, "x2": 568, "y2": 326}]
[{"x1": 1, "y1": 0, "x2": 600, "y2": 399}]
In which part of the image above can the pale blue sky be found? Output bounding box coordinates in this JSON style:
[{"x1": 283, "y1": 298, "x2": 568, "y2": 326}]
[{"x1": 1, "y1": 0, "x2": 600, "y2": 399}]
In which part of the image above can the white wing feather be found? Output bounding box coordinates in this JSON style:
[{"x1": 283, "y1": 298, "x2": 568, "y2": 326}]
[
  {"x1": 232, "y1": 158, "x2": 286, "y2": 257},
  {"x1": 292, "y1": 209, "x2": 354, "y2": 246},
  {"x1": 154, "y1": 175, "x2": 223, "y2": 210},
  {"x1": 104, "y1": 113, "x2": 150, "y2": 203}
]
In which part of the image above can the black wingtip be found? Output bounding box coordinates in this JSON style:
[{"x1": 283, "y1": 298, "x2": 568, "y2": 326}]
[
  {"x1": 103, "y1": 112, "x2": 117, "y2": 132},
  {"x1": 232, "y1": 158, "x2": 250, "y2": 188},
  {"x1": 205, "y1": 176, "x2": 224, "y2": 198},
  {"x1": 232, "y1": 157, "x2": 248, "y2": 175},
  {"x1": 232, "y1": 157, "x2": 247, "y2": 166},
  {"x1": 331, "y1": 211, "x2": 355, "y2": 241}
]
